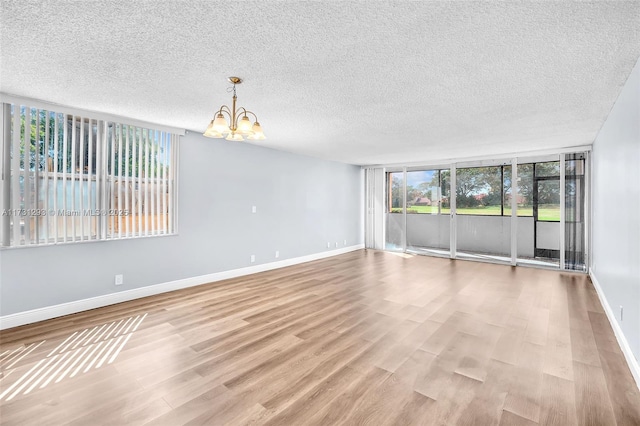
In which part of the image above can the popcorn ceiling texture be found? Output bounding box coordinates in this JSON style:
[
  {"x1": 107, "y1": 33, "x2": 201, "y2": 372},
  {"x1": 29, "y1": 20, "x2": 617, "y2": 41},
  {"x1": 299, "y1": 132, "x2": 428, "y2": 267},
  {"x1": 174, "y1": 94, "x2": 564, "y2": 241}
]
[{"x1": 1, "y1": 1, "x2": 639, "y2": 165}]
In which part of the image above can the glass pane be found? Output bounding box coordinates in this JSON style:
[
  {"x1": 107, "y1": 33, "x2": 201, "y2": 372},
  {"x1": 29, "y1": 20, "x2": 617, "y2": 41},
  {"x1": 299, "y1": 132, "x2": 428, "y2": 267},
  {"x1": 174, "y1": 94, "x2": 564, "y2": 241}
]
[
  {"x1": 535, "y1": 161, "x2": 560, "y2": 177},
  {"x1": 406, "y1": 170, "x2": 439, "y2": 214},
  {"x1": 503, "y1": 165, "x2": 511, "y2": 215},
  {"x1": 441, "y1": 170, "x2": 451, "y2": 214},
  {"x1": 517, "y1": 164, "x2": 534, "y2": 216},
  {"x1": 387, "y1": 172, "x2": 403, "y2": 213},
  {"x1": 455, "y1": 167, "x2": 503, "y2": 215},
  {"x1": 504, "y1": 164, "x2": 535, "y2": 216},
  {"x1": 533, "y1": 179, "x2": 561, "y2": 265},
  {"x1": 536, "y1": 180, "x2": 560, "y2": 222},
  {"x1": 456, "y1": 166, "x2": 510, "y2": 261},
  {"x1": 385, "y1": 171, "x2": 403, "y2": 251},
  {"x1": 406, "y1": 169, "x2": 450, "y2": 256}
]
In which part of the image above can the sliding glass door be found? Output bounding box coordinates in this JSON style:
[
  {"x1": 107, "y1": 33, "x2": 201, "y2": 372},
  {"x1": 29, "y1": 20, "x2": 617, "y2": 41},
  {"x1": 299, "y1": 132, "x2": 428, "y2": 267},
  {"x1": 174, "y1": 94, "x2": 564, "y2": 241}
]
[
  {"x1": 533, "y1": 161, "x2": 561, "y2": 266},
  {"x1": 455, "y1": 164, "x2": 511, "y2": 263},
  {"x1": 373, "y1": 150, "x2": 589, "y2": 271},
  {"x1": 510, "y1": 158, "x2": 562, "y2": 267},
  {"x1": 405, "y1": 169, "x2": 451, "y2": 256}
]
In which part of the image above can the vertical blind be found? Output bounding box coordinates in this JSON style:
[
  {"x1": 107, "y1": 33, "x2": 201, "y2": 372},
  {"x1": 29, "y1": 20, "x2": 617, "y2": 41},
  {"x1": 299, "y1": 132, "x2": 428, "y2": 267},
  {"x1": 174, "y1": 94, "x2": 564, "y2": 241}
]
[
  {"x1": 364, "y1": 167, "x2": 385, "y2": 250},
  {"x1": 0, "y1": 103, "x2": 179, "y2": 247}
]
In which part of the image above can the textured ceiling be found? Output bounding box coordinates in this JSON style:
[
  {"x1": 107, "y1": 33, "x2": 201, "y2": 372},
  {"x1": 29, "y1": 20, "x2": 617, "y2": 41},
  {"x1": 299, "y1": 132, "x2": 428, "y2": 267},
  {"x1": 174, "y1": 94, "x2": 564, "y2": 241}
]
[{"x1": 1, "y1": 1, "x2": 639, "y2": 165}]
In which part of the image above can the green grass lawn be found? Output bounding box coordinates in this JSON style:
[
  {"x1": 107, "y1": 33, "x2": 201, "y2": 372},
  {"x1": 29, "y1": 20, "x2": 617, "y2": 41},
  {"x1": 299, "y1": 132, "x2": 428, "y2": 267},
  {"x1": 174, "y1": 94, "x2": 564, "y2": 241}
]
[{"x1": 392, "y1": 205, "x2": 560, "y2": 221}]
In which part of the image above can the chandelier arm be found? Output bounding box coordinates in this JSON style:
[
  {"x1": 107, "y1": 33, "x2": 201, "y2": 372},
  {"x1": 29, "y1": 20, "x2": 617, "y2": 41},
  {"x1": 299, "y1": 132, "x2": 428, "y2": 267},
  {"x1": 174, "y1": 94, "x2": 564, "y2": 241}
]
[
  {"x1": 239, "y1": 109, "x2": 259, "y2": 122},
  {"x1": 217, "y1": 105, "x2": 232, "y2": 117},
  {"x1": 229, "y1": 106, "x2": 249, "y2": 131},
  {"x1": 235, "y1": 106, "x2": 247, "y2": 118}
]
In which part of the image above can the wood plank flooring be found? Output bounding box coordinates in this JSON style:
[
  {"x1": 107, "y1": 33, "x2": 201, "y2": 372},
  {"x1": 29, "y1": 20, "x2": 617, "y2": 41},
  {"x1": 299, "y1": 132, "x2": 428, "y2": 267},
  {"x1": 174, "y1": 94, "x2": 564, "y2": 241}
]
[{"x1": 1, "y1": 250, "x2": 639, "y2": 425}]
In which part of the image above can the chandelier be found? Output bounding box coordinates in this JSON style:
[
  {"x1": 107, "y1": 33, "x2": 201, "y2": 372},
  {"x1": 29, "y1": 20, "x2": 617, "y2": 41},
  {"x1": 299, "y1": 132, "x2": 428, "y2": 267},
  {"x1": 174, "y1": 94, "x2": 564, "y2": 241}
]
[{"x1": 203, "y1": 77, "x2": 266, "y2": 141}]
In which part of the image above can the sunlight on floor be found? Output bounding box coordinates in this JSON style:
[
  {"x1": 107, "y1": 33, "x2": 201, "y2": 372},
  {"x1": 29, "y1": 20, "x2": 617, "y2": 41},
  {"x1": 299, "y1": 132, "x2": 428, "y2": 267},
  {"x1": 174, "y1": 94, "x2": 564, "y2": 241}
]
[{"x1": 0, "y1": 313, "x2": 147, "y2": 401}]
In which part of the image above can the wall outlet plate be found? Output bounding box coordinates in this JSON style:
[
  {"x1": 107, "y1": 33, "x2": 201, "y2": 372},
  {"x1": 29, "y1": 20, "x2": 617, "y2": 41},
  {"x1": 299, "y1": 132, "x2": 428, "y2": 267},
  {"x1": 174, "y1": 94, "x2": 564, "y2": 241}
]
[
  {"x1": 275, "y1": 251, "x2": 279, "y2": 258},
  {"x1": 115, "y1": 274, "x2": 124, "y2": 286},
  {"x1": 250, "y1": 255, "x2": 256, "y2": 263}
]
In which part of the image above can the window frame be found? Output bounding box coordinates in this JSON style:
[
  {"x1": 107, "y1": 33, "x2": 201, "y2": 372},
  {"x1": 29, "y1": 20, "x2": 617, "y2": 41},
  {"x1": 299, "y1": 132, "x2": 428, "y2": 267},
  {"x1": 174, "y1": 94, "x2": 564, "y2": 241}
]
[{"x1": 404, "y1": 168, "x2": 450, "y2": 215}]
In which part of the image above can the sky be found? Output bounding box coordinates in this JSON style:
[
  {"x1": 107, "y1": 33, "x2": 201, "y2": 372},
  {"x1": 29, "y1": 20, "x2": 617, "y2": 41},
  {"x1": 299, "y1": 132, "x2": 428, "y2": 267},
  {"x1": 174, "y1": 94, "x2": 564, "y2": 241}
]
[{"x1": 406, "y1": 170, "x2": 437, "y2": 188}]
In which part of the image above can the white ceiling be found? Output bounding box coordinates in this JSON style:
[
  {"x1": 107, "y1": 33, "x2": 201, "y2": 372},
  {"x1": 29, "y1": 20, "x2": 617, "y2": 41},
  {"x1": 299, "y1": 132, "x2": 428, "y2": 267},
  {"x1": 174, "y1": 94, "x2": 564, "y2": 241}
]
[{"x1": 1, "y1": 1, "x2": 639, "y2": 166}]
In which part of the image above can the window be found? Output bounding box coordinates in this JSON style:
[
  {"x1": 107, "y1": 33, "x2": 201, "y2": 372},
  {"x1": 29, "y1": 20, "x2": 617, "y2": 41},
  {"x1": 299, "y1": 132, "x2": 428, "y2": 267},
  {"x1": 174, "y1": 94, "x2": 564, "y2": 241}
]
[
  {"x1": 503, "y1": 164, "x2": 534, "y2": 216},
  {"x1": 534, "y1": 161, "x2": 560, "y2": 221},
  {"x1": 455, "y1": 164, "x2": 545, "y2": 217},
  {"x1": 0, "y1": 103, "x2": 179, "y2": 247},
  {"x1": 404, "y1": 169, "x2": 450, "y2": 215},
  {"x1": 516, "y1": 164, "x2": 534, "y2": 216},
  {"x1": 535, "y1": 161, "x2": 560, "y2": 177},
  {"x1": 455, "y1": 166, "x2": 504, "y2": 215},
  {"x1": 440, "y1": 170, "x2": 451, "y2": 214}
]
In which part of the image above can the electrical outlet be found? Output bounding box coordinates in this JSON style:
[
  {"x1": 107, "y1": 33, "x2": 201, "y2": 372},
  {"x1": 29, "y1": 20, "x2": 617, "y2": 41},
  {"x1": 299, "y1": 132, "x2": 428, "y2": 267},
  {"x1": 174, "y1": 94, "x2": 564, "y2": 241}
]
[
  {"x1": 335, "y1": 242, "x2": 338, "y2": 248},
  {"x1": 620, "y1": 305, "x2": 624, "y2": 321},
  {"x1": 275, "y1": 250, "x2": 279, "y2": 258},
  {"x1": 252, "y1": 206, "x2": 257, "y2": 213},
  {"x1": 327, "y1": 242, "x2": 331, "y2": 248},
  {"x1": 250, "y1": 255, "x2": 255, "y2": 263},
  {"x1": 114, "y1": 274, "x2": 124, "y2": 286},
  {"x1": 344, "y1": 239, "x2": 347, "y2": 246}
]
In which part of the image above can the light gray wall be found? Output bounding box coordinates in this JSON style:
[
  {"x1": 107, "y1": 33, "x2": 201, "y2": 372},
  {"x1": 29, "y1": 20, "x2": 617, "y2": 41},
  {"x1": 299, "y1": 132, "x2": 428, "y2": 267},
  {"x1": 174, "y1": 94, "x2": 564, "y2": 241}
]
[
  {"x1": 0, "y1": 131, "x2": 363, "y2": 316},
  {"x1": 592, "y1": 58, "x2": 640, "y2": 362}
]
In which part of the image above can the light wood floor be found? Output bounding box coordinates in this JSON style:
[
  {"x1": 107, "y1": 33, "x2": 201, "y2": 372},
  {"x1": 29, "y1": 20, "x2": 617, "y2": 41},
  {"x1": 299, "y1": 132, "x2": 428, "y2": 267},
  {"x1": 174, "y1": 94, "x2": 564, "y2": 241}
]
[{"x1": 1, "y1": 250, "x2": 639, "y2": 425}]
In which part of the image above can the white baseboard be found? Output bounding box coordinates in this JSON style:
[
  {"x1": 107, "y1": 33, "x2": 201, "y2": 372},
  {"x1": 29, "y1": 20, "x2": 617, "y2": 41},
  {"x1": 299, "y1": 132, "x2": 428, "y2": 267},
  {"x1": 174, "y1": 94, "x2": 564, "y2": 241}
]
[
  {"x1": 0, "y1": 244, "x2": 364, "y2": 330},
  {"x1": 589, "y1": 268, "x2": 640, "y2": 391}
]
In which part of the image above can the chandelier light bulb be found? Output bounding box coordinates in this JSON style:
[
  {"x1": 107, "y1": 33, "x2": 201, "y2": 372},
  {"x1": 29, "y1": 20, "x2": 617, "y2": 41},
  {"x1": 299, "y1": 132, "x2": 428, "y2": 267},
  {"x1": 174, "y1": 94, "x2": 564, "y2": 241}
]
[
  {"x1": 212, "y1": 113, "x2": 230, "y2": 134},
  {"x1": 248, "y1": 122, "x2": 266, "y2": 140},
  {"x1": 203, "y1": 120, "x2": 223, "y2": 138},
  {"x1": 226, "y1": 132, "x2": 244, "y2": 142},
  {"x1": 237, "y1": 116, "x2": 253, "y2": 135}
]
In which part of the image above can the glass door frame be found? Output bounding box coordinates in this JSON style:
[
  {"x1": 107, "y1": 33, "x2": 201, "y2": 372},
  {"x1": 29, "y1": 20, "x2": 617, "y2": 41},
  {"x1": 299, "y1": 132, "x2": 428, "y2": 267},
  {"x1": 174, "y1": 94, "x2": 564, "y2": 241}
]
[
  {"x1": 450, "y1": 158, "x2": 515, "y2": 266},
  {"x1": 403, "y1": 165, "x2": 453, "y2": 259},
  {"x1": 383, "y1": 167, "x2": 406, "y2": 252}
]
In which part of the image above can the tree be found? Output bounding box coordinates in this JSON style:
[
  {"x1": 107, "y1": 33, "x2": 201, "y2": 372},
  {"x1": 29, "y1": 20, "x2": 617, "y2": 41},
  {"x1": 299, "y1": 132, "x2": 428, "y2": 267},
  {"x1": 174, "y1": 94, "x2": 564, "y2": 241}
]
[
  {"x1": 15, "y1": 107, "x2": 168, "y2": 178},
  {"x1": 406, "y1": 184, "x2": 422, "y2": 204},
  {"x1": 390, "y1": 175, "x2": 402, "y2": 209},
  {"x1": 440, "y1": 170, "x2": 450, "y2": 208},
  {"x1": 516, "y1": 164, "x2": 534, "y2": 206},
  {"x1": 456, "y1": 168, "x2": 485, "y2": 207}
]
